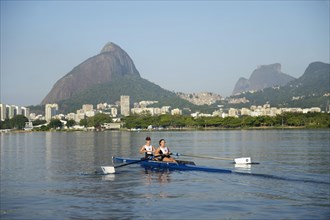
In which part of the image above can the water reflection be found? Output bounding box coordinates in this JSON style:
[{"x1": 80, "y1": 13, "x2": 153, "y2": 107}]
[
  {"x1": 142, "y1": 168, "x2": 171, "y2": 185},
  {"x1": 101, "y1": 174, "x2": 116, "y2": 181},
  {"x1": 139, "y1": 168, "x2": 174, "y2": 199},
  {"x1": 234, "y1": 163, "x2": 252, "y2": 172}
]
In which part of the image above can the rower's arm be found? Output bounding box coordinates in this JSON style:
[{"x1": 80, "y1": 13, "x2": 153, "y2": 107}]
[
  {"x1": 154, "y1": 148, "x2": 161, "y2": 156},
  {"x1": 139, "y1": 146, "x2": 146, "y2": 154}
]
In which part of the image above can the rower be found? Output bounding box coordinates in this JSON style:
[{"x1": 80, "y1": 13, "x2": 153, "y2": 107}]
[
  {"x1": 154, "y1": 139, "x2": 177, "y2": 163},
  {"x1": 139, "y1": 136, "x2": 156, "y2": 159}
]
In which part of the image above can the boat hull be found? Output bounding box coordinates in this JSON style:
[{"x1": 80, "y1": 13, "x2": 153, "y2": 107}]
[{"x1": 112, "y1": 156, "x2": 232, "y2": 173}]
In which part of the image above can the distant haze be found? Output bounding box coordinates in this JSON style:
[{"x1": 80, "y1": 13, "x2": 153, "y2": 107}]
[{"x1": 1, "y1": 1, "x2": 329, "y2": 106}]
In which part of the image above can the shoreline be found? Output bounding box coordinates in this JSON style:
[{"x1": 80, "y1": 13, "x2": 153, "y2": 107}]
[{"x1": 1, "y1": 126, "x2": 329, "y2": 134}]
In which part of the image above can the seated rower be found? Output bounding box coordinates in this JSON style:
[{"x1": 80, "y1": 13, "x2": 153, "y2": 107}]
[
  {"x1": 139, "y1": 136, "x2": 155, "y2": 159},
  {"x1": 154, "y1": 139, "x2": 177, "y2": 163}
]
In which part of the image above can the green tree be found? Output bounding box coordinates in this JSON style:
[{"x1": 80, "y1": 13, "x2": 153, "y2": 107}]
[
  {"x1": 66, "y1": 119, "x2": 76, "y2": 127},
  {"x1": 287, "y1": 117, "x2": 304, "y2": 126},
  {"x1": 32, "y1": 119, "x2": 47, "y2": 126},
  {"x1": 184, "y1": 116, "x2": 198, "y2": 127},
  {"x1": 5, "y1": 115, "x2": 29, "y2": 130},
  {"x1": 241, "y1": 116, "x2": 256, "y2": 127},
  {"x1": 85, "y1": 113, "x2": 112, "y2": 128},
  {"x1": 159, "y1": 114, "x2": 172, "y2": 128},
  {"x1": 258, "y1": 116, "x2": 276, "y2": 126},
  {"x1": 79, "y1": 118, "x2": 88, "y2": 127},
  {"x1": 0, "y1": 119, "x2": 10, "y2": 129},
  {"x1": 204, "y1": 116, "x2": 223, "y2": 127},
  {"x1": 33, "y1": 125, "x2": 50, "y2": 131},
  {"x1": 222, "y1": 117, "x2": 241, "y2": 128},
  {"x1": 48, "y1": 119, "x2": 63, "y2": 129}
]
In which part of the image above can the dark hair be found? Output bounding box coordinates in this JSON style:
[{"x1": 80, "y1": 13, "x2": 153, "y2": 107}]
[
  {"x1": 159, "y1": 139, "x2": 165, "y2": 144},
  {"x1": 146, "y1": 136, "x2": 151, "y2": 140}
]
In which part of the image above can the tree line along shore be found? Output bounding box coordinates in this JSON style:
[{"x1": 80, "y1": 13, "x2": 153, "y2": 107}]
[{"x1": 1, "y1": 112, "x2": 329, "y2": 132}]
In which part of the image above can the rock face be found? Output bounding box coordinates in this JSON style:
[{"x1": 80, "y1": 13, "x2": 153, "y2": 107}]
[
  {"x1": 232, "y1": 63, "x2": 295, "y2": 95},
  {"x1": 41, "y1": 42, "x2": 140, "y2": 104}
]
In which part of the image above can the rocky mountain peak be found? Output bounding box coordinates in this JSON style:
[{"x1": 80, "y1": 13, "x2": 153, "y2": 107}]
[
  {"x1": 41, "y1": 42, "x2": 140, "y2": 105},
  {"x1": 100, "y1": 42, "x2": 123, "y2": 53},
  {"x1": 232, "y1": 63, "x2": 295, "y2": 95},
  {"x1": 256, "y1": 63, "x2": 281, "y2": 72}
]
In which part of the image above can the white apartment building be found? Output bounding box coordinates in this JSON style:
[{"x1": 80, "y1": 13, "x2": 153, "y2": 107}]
[
  {"x1": 303, "y1": 107, "x2": 321, "y2": 113},
  {"x1": 75, "y1": 113, "x2": 86, "y2": 123},
  {"x1": 82, "y1": 104, "x2": 93, "y2": 112},
  {"x1": 240, "y1": 108, "x2": 251, "y2": 116},
  {"x1": 120, "y1": 96, "x2": 130, "y2": 116},
  {"x1": 45, "y1": 104, "x2": 58, "y2": 122},
  {"x1": 8, "y1": 105, "x2": 17, "y2": 119},
  {"x1": 171, "y1": 108, "x2": 182, "y2": 115},
  {"x1": 110, "y1": 107, "x2": 118, "y2": 117},
  {"x1": 161, "y1": 106, "x2": 171, "y2": 114},
  {"x1": 228, "y1": 108, "x2": 238, "y2": 117},
  {"x1": 0, "y1": 104, "x2": 29, "y2": 120},
  {"x1": 97, "y1": 103, "x2": 107, "y2": 110},
  {"x1": 21, "y1": 107, "x2": 30, "y2": 120},
  {"x1": 131, "y1": 107, "x2": 154, "y2": 115},
  {"x1": 66, "y1": 113, "x2": 76, "y2": 121},
  {"x1": 0, "y1": 104, "x2": 6, "y2": 121}
]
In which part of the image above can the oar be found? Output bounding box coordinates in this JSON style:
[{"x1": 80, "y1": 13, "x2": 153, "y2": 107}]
[
  {"x1": 101, "y1": 155, "x2": 161, "y2": 174},
  {"x1": 175, "y1": 153, "x2": 255, "y2": 164},
  {"x1": 101, "y1": 158, "x2": 147, "y2": 174}
]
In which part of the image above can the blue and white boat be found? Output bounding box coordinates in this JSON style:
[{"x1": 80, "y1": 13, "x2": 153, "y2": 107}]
[{"x1": 101, "y1": 156, "x2": 233, "y2": 174}]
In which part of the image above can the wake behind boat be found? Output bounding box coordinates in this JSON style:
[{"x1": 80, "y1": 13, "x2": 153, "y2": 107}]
[{"x1": 101, "y1": 156, "x2": 233, "y2": 174}]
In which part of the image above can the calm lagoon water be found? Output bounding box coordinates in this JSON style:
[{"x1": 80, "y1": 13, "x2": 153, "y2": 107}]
[{"x1": 1, "y1": 130, "x2": 329, "y2": 219}]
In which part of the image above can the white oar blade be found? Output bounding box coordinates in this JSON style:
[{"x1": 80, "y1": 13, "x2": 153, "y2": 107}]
[
  {"x1": 234, "y1": 157, "x2": 251, "y2": 164},
  {"x1": 101, "y1": 166, "x2": 116, "y2": 174}
]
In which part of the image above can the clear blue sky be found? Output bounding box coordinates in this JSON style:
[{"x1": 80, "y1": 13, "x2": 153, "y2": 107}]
[{"x1": 1, "y1": 0, "x2": 329, "y2": 106}]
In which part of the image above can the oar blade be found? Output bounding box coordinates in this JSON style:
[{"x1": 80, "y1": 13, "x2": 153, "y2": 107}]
[
  {"x1": 101, "y1": 166, "x2": 116, "y2": 174},
  {"x1": 234, "y1": 157, "x2": 252, "y2": 164}
]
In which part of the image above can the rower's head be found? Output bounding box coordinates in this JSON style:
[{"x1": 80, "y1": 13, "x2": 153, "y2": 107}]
[
  {"x1": 159, "y1": 139, "x2": 165, "y2": 146},
  {"x1": 146, "y1": 136, "x2": 151, "y2": 142}
]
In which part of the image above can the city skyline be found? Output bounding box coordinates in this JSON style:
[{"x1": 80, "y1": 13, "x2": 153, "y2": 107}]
[
  {"x1": 1, "y1": 1, "x2": 329, "y2": 106},
  {"x1": 0, "y1": 94, "x2": 325, "y2": 123}
]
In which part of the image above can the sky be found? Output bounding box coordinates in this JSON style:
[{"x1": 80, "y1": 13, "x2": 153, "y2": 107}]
[{"x1": 1, "y1": 0, "x2": 329, "y2": 106}]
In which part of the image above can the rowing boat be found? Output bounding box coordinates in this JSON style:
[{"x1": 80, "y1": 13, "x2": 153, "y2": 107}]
[{"x1": 101, "y1": 156, "x2": 233, "y2": 174}]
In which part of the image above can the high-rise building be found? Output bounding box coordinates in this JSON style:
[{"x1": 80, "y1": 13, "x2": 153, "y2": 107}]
[
  {"x1": 8, "y1": 105, "x2": 17, "y2": 119},
  {"x1": 120, "y1": 96, "x2": 130, "y2": 116},
  {"x1": 0, "y1": 104, "x2": 30, "y2": 121},
  {"x1": 0, "y1": 104, "x2": 6, "y2": 121},
  {"x1": 110, "y1": 107, "x2": 118, "y2": 117},
  {"x1": 21, "y1": 107, "x2": 30, "y2": 120},
  {"x1": 45, "y1": 104, "x2": 58, "y2": 122}
]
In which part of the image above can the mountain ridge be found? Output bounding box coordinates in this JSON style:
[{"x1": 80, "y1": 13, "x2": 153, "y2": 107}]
[
  {"x1": 229, "y1": 61, "x2": 330, "y2": 110},
  {"x1": 232, "y1": 63, "x2": 296, "y2": 95},
  {"x1": 39, "y1": 41, "x2": 329, "y2": 113}
]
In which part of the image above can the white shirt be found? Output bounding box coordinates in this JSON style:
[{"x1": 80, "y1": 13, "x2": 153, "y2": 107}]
[
  {"x1": 144, "y1": 145, "x2": 153, "y2": 154},
  {"x1": 160, "y1": 146, "x2": 169, "y2": 154}
]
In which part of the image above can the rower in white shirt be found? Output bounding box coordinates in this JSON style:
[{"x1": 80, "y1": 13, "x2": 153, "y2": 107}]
[
  {"x1": 139, "y1": 136, "x2": 156, "y2": 159},
  {"x1": 154, "y1": 139, "x2": 177, "y2": 163}
]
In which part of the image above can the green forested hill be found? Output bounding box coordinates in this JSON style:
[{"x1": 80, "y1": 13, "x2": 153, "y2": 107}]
[{"x1": 58, "y1": 75, "x2": 197, "y2": 113}]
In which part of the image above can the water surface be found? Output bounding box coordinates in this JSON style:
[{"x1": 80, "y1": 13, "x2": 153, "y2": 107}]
[{"x1": 1, "y1": 130, "x2": 329, "y2": 219}]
